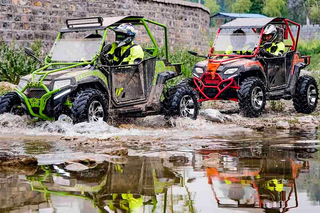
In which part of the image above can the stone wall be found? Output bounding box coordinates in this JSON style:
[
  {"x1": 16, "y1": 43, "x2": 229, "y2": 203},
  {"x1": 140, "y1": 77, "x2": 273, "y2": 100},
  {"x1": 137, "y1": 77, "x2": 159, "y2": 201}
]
[
  {"x1": 0, "y1": 0, "x2": 211, "y2": 53},
  {"x1": 0, "y1": 174, "x2": 48, "y2": 212},
  {"x1": 291, "y1": 25, "x2": 320, "y2": 41}
]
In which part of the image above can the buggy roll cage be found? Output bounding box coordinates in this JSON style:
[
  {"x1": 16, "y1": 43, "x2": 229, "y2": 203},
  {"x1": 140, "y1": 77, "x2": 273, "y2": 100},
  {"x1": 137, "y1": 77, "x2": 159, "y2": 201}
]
[
  {"x1": 208, "y1": 17, "x2": 302, "y2": 63},
  {"x1": 59, "y1": 16, "x2": 170, "y2": 62}
]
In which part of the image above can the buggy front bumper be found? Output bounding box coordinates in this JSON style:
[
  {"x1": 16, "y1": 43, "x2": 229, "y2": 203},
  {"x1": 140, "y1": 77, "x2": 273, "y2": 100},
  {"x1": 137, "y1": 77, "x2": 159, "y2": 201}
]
[
  {"x1": 15, "y1": 88, "x2": 61, "y2": 121},
  {"x1": 194, "y1": 73, "x2": 240, "y2": 102}
]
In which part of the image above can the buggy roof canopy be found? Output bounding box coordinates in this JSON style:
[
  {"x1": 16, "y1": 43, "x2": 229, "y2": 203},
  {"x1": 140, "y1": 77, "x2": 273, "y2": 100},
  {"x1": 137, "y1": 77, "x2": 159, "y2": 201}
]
[
  {"x1": 211, "y1": 12, "x2": 267, "y2": 19},
  {"x1": 220, "y1": 17, "x2": 285, "y2": 29},
  {"x1": 102, "y1": 16, "x2": 144, "y2": 27},
  {"x1": 61, "y1": 16, "x2": 144, "y2": 32}
]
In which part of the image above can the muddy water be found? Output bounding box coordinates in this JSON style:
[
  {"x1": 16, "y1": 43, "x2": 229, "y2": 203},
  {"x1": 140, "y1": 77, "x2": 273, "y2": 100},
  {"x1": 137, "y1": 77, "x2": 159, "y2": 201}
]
[{"x1": 0, "y1": 114, "x2": 320, "y2": 212}]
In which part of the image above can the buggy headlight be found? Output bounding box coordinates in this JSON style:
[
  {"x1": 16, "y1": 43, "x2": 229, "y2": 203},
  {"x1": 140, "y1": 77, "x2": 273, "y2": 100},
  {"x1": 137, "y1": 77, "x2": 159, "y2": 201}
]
[
  {"x1": 53, "y1": 79, "x2": 71, "y2": 90},
  {"x1": 18, "y1": 79, "x2": 28, "y2": 90},
  {"x1": 224, "y1": 68, "x2": 238, "y2": 75},
  {"x1": 193, "y1": 67, "x2": 204, "y2": 77}
]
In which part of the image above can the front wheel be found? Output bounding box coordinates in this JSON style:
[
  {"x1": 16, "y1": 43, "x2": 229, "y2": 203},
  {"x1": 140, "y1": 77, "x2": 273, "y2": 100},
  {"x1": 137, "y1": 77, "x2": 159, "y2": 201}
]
[
  {"x1": 0, "y1": 92, "x2": 26, "y2": 115},
  {"x1": 164, "y1": 84, "x2": 199, "y2": 119},
  {"x1": 293, "y1": 76, "x2": 318, "y2": 114},
  {"x1": 238, "y1": 77, "x2": 266, "y2": 117},
  {"x1": 71, "y1": 89, "x2": 108, "y2": 123}
]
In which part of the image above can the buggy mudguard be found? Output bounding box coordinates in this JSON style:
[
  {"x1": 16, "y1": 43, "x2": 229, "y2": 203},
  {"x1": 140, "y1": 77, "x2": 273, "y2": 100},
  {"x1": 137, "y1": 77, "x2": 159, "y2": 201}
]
[{"x1": 240, "y1": 62, "x2": 267, "y2": 84}]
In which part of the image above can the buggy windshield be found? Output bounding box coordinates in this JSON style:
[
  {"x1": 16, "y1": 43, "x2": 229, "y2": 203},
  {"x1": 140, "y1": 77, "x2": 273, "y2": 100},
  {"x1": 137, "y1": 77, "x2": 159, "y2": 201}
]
[
  {"x1": 214, "y1": 28, "x2": 261, "y2": 54},
  {"x1": 51, "y1": 35, "x2": 103, "y2": 62}
]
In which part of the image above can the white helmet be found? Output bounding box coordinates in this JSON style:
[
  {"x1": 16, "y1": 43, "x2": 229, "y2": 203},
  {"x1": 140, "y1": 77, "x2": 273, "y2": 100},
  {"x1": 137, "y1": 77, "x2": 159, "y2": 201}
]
[
  {"x1": 113, "y1": 23, "x2": 138, "y2": 47},
  {"x1": 263, "y1": 24, "x2": 277, "y2": 42}
]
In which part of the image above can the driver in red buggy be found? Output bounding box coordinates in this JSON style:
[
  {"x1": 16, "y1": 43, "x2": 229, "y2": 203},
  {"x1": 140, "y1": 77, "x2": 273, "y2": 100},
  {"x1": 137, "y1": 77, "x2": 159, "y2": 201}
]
[{"x1": 259, "y1": 24, "x2": 285, "y2": 57}]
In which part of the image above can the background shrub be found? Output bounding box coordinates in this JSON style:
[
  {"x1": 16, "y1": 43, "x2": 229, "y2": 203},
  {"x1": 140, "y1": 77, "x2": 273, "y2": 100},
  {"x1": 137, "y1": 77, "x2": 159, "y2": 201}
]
[{"x1": 0, "y1": 40, "x2": 42, "y2": 84}]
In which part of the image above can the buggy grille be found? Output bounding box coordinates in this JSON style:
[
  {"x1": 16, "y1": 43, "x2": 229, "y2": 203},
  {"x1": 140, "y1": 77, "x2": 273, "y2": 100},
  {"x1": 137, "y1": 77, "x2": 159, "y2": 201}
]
[{"x1": 25, "y1": 88, "x2": 47, "y2": 99}]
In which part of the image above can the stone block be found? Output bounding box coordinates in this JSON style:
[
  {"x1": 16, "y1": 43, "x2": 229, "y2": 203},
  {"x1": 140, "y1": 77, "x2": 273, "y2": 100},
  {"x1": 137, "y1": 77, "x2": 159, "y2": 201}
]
[
  {"x1": 34, "y1": 1, "x2": 41, "y2": 7},
  {"x1": 2, "y1": 21, "x2": 10, "y2": 29},
  {"x1": 0, "y1": 0, "x2": 10, "y2": 5},
  {"x1": 23, "y1": 7, "x2": 31, "y2": 14}
]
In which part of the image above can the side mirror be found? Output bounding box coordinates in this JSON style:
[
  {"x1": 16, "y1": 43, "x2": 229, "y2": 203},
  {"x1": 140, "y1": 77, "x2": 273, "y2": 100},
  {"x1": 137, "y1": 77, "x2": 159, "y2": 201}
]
[
  {"x1": 188, "y1": 51, "x2": 198, "y2": 56},
  {"x1": 24, "y1": 47, "x2": 36, "y2": 57},
  {"x1": 24, "y1": 47, "x2": 43, "y2": 64}
]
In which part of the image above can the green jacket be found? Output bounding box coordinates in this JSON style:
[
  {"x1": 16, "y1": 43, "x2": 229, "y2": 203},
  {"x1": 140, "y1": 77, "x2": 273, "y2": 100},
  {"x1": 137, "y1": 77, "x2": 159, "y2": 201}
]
[
  {"x1": 107, "y1": 42, "x2": 144, "y2": 65},
  {"x1": 261, "y1": 42, "x2": 285, "y2": 56}
]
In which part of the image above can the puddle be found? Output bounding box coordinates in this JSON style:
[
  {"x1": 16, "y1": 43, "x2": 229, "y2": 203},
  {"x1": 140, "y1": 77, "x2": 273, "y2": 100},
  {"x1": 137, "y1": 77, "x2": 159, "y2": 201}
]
[
  {"x1": 1, "y1": 145, "x2": 320, "y2": 212},
  {"x1": 1, "y1": 114, "x2": 320, "y2": 212}
]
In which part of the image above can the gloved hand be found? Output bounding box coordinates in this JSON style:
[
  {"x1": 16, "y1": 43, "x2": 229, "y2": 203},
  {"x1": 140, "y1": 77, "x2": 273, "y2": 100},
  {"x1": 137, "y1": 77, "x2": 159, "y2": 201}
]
[
  {"x1": 259, "y1": 48, "x2": 274, "y2": 58},
  {"x1": 100, "y1": 44, "x2": 113, "y2": 66}
]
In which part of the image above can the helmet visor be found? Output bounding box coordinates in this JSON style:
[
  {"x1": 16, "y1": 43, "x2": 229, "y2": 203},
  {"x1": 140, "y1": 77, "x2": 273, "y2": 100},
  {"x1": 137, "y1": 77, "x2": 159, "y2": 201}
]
[{"x1": 116, "y1": 33, "x2": 127, "y2": 42}]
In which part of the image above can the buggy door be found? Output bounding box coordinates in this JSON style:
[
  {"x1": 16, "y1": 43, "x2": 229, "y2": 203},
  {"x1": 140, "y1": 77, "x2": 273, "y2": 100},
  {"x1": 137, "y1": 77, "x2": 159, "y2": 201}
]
[
  {"x1": 109, "y1": 57, "x2": 156, "y2": 107},
  {"x1": 284, "y1": 51, "x2": 295, "y2": 84},
  {"x1": 264, "y1": 56, "x2": 286, "y2": 90}
]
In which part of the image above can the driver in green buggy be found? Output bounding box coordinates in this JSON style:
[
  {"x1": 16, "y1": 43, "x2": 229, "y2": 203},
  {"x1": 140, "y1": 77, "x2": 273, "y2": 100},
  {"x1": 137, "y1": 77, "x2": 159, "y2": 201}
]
[{"x1": 101, "y1": 23, "x2": 144, "y2": 66}]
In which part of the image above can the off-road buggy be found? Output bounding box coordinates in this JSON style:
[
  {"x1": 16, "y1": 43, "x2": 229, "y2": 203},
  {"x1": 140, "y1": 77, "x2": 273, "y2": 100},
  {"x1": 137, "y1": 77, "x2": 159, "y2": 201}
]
[
  {"x1": 0, "y1": 16, "x2": 198, "y2": 122},
  {"x1": 186, "y1": 17, "x2": 318, "y2": 117}
]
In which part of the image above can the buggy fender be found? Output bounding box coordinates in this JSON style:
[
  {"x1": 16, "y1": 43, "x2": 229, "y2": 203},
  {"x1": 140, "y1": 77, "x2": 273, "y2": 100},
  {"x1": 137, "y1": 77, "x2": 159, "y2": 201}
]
[
  {"x1": 239, "y1": 65, "x2": 266, "y2": 84},
  {"x1": 287, "y1": 62, "x2": 304, "y2": 96},
  {"x1": 77, "y1": 77, "x2": 109, "y2": 96}
]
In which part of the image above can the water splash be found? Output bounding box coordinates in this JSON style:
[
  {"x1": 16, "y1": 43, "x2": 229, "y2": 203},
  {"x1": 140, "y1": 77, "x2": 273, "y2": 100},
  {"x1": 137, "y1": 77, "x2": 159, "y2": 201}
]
[{"x1": 0, "y1": 113, "x2": 251, "y2": 140}]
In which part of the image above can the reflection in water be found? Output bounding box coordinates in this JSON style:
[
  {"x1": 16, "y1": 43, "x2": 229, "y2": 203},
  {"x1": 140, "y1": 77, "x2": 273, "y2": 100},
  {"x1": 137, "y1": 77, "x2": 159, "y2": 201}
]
[
  {"x1": 199, "y1": 146, "x2": 318, "y2": 213},
  {"x1": 0, "y1": 145, "x2": 320, "y2": 212},
  {"x1": 24, "y1": 156, "x2": 180, "y2": 213}
]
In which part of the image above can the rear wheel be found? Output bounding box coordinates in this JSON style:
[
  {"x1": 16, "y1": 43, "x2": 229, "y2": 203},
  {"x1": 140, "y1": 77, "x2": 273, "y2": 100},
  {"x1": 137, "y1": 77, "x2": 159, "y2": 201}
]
[
  {"x1": 238, "y1": 77, "x2": 266, "y2": 117},
  {"x1": 0, "y1": 92, "x2": 25, "y2": 115},
  {"x1": 293, "y1": 76, "x2": 318, "y2": 114},
  {"x1": 164, "y1": 84, "x2": 199, "y2": 119},
  {"x1": 71, "y1": 88, "x2": 108, "y2": 123}
]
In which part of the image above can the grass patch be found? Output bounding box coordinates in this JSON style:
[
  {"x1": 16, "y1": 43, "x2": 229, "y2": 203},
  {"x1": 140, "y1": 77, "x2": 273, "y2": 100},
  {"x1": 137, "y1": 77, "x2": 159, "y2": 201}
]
[
  {"x1": 269, "y1": 100, "x2": 286, "y2": 112},
  {"x1": 298, "y1": 39, "x2": 320, "y2": 71}
]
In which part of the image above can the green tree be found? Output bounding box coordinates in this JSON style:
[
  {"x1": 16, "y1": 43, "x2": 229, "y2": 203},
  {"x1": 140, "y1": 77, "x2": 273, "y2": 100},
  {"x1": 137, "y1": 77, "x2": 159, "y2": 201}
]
[
  {"x1": 250, "y1": 0, "x2": 264, "y2": 14},
  {"x1": 307, "y1": 0, "x2": 320, "y2": 24},
  {"x1": 225, "y1": 0, "x2": 235, "y2": 12},
  {"x1": 262, "y1": 0, "x2": 287, "y2": 17},
  {"x1": 231, "y1": 0, "x2": 252, "y2": 13},
  {"x1": 287, "y1": 0, "x2": 307, "y2": 24},
  {"x1": 204, "y1": 0, "x2": 220, "y2": 14}
]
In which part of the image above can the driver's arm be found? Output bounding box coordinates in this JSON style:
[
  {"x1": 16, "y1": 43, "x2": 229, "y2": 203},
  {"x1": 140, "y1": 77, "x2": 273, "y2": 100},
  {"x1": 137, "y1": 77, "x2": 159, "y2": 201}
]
[
  {"x1": 122, "y1": 45, "x2": 144, "y2": 65},
  {"x1": 260, "y1": 42, "x2": 285, "y2": 57}
]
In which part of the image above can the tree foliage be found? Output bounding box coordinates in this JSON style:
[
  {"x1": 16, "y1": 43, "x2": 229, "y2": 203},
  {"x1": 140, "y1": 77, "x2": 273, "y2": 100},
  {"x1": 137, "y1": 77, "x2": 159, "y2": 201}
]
[
  {"x1": 262, "y1": 0, "x2": 287, "y2": 17},
  {"x1": 231, "y1": 0, "x2": 252, "y2": 13},
  {"x1": 307, "y1": 0, "x2": 320, "y2": 24},
  {"x1": 0, "y1": 41, "x2": 42, "y2": 84},
  {"x1": 250, "y1": 0, "x2": 264, "y2": 14},
  {"x1": 205, "y1": 0, "x2": 220, "y2": 14}
]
